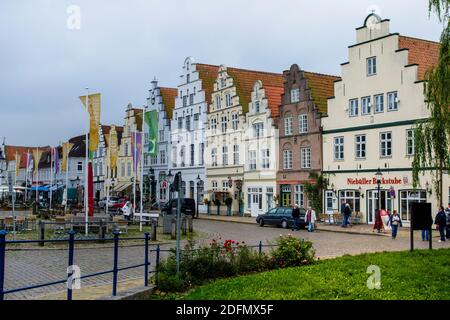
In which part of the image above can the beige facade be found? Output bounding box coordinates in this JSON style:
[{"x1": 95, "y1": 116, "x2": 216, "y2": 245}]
[{"x1": 322, "y1": 14, "x2": 447, "y2": 225}]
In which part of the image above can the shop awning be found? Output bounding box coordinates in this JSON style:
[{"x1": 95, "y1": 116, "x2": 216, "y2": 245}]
[{"x1": 114, "y1": 182, "x2": 132, "y2": 192}]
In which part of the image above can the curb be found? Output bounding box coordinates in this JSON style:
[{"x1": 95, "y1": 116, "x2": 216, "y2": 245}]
[{"x1": 98, "y1": 285, "x2": 155, "y2": 300}]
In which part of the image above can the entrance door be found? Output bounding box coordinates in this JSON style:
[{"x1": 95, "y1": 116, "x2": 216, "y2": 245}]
[
  {"x1": 325, "y1": 191, "x2": 334, "y2": 214},
  {"x1": 367, "y1": 190, "x2": 392, "y2": 224},
  {"x1": 281, "y1": 193, "x2": 291, "y2": 207}
]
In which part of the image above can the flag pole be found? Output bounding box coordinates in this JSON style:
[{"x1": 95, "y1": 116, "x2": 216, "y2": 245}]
[
  {"x1": 140, "y1": 111, "x2": 144, "y2": 232},
  {"x1": 65, "y1": 144, "x2": 69, "y2": 213},
  {"x1": 36, "y1": 147, "x2": 39, "y2": 204},
  {"x1": 25, "y1": 150, "x2": 29, "y2": 203},
  {"x1": 50, "y1": 147, "x2": 53, "y2": 211},
  {"x1": 133, "y1": 130, "x2": 136, "y2": 223},
  {"x1": 106, "y1": 129, "x2": 111, "y2": 216},
  {"x1": 85, "y1": 88, "x2": 89, "y2": 236}
]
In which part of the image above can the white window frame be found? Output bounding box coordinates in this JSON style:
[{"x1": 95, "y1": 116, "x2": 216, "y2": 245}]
[
  {"x1": 294, "y1": 185, "x2": 304, "y2": 208},
  {"x1": 361, "y1": 96, "x2": 371, "y2": 115},
  {"x1": 290, "y1": 88, "x2": 300, "y2": 103},
  {"x1": 367, "y1": 56, "x2": 377, "y2": 76},
  {"x1": 334, "y1": 136, "x2": 344, "y2": 160},
  {"x1": 300, "y1": 148, "x2": 311, "y2": 169},
  {"x1": 261, "y1": 149, "x2": 270, "y2": 169},
  {"x1": 233, "y1": 144, "x2": 239, "y2": 165},
  {"x1": 349, "y1": 99, "x2": 358, "y2": 117},
  {"x1": 355, "y1": 134, "x2": 366, "y2": 159},
  {"x1": 380, "y1": 131, "x2": 392, "y2": 157},
  {"x1": 211, "y1": 148, "x2": 217, "y2": 167},
  {"x1": 406, "y1": 129, "x2": 415, "y2": 156},
  {"x1": 231, "y1": 113, "x2": 238, "y2": 130},
  {"x1": 374, "y1": 94, "x2": 384, "y2": 113},
  {"x1": 249, "y1": 150, "x2": 257, "y2": 171},
  {"x1": 284, "y1": 117, "x2": 293, "y2": 136},
  {"x1": 283, "y1": 149, "x2": 293, "y2": 169},
  {"x1": 222, "y1": 146, "x2": 228, "y2": 166},
  {"x1": 387, "y1": 92, "x2": 398, "y2": 111},
  {"x1": 298, "y1": 114, "x2": 308, "y2": 133}
]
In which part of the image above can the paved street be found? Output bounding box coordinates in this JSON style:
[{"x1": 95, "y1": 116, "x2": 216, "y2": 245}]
[{"x1": 3, "y1": 218, "x2": 450, "y2": 300}]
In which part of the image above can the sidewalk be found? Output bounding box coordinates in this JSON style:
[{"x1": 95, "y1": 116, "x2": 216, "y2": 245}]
[{"x1": 197, "y1": 214, "x2": 411, "y2": 237}]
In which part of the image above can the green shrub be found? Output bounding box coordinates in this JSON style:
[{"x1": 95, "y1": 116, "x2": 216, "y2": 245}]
[
  {"x1": 270, "y1": 235, "x2": 315, "y2": 268},
  {"x1": 157, "y1": 273, "x2": 187, "y2": 293}
]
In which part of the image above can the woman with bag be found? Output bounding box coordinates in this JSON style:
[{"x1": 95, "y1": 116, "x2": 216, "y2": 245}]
[{"x1": 387, "y1": 210, "x2": 402, "y2": 239}]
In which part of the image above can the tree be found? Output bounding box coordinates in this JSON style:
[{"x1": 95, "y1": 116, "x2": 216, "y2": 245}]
[
  {"x1": 304, "y1": 172, "x2": 329, "y2": 214},
  {"x1": 412, "y1": 0, "x2": 450, "y2": 205}
]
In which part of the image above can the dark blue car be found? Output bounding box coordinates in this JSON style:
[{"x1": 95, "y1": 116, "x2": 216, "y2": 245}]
[{"x1": 256, "y1": 207, "x2": 307, "y2": 229}]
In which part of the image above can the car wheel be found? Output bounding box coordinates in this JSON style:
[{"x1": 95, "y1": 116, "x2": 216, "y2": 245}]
[
  {"x1": 281, "y1": 219, "x2": 288, "y2": 229},
  {"x1": 258, "y1": 218, "x2": 265, "y2": 227}
]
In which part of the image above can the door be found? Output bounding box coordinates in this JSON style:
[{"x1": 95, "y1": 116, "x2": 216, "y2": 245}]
[
  {"x1": 325, "y1": 191, "x2": 334, "y2": 214},
  {"x1": 367, "y1": 190, "x2": 392, "y2": 224},
  {"x1": 281, "y1": 193, "x2": 291, "y2": 207}
]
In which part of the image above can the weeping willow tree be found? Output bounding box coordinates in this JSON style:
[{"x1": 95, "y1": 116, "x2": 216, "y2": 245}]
[
  {"x1": 304, "y1": 172, "x2": 330, "y2": 214},
  {"x1": 412, "y1": 0, "x2": 450, "y2": 205}
]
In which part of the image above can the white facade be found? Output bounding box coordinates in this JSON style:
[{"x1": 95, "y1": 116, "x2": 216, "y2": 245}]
[{"x1": 322, "y1": 14, "x2": 447, "y2": 224}]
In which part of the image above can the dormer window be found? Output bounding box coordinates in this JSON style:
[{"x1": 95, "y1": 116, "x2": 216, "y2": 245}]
[
  {"x1": 255, "y1": 101, "x2": 260, "y2": 113},
  {"x1": 367, "y1": 57, "x2": 377, "y2": 76},
  {"x1": 221, "y1": 78, "x2": 226, "y2": 88},
  {"x1": 186, "y1": 74, "x2": 190, "y2": 83},
  {"x1": 290, "y1": 88, "x2": 300, "y2": 103}
]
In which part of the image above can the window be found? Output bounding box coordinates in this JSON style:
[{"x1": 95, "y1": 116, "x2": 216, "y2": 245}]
[
  {"x1": 283, "y1": 150, "x2": 293, "y2": 169},
  {"x1": 253, "y1": 122, "x2": 264, "y2": 138},
  {"x1": 374, "y1": 94, "x2": 384, "y2": 113},
  {"x1": 190, "y1": 144, "x2": 195, "y2": 166},
  {"x1": 361, "y1": 96, "x2": 371, "y2": 115},
  {"x1": 222, "y1": 146, "x2": 228, "y2": 166},
  {"x1": 380, "y1": 132, "x2": 392, "y2": 157},
  {"x1": 367, "y1": 57, "x2": 377, "y2": 75},
  {"x1": 151, "y1": 155, "x2": 158, "y2": 165},
  {"x1": 94, "y1": 163, "x2": 98, "y2": 176},
  {"x1": 160, "y1": 150, "x2": 166, "y2": 164},
  {"x1": 159, "y1": 130, "x2": 164, "y2": 142},
  {"x1": 291, "y1": 88, "x2": 300, "y2": 103},
  {"x1": 406, "y1": 129, "x2": 414, "y2": 156},
  {"x1": 349, "y1": 99, "x2": 358, "y2": 117},
  {"x1": 261, "y1": 149, "x2": 270, "y2": 169},
  {"x1": 183, "y1": 96, "x2": 188, "y2": 107},
  {"x1": 225, "y1": 93, "x2": 232, "y2": 107},
  {"x1": 189, "y1": 181, "x2": 194, "y2": 198},
  {"x1": 355, "y1": 135, "x2": 366, "y2": 159},
  {"x1": 334, "y1": 137, "x2": 344, "y2": 160},
  {"x1": 180, "y1": 146, "x2": 186, "y2": 167},
  {"x1": 212, "y1": 181, "x2": 218, "y2": 191},
  {"x1": 255, "y1": 101, "x2": 260, "y2": 113},
  {"x1": 247, "y1": 187, "x2": 263, "y2": 210},
  {"x1": 77, "y1": 162, "x2": 83, "y2": 172},
  {"x1": 215, "y1": 95, "x2": 221, "y2": 109},
  {"x1": 144, "y1": 133, "x2": 149, "y2": 145},
  {"x1": 199, "y1": 143, "x2": 204, "y2": 165},
  {"x1": 284, "y1": 117, "x2": 293, "y2": 135},
  {"x1": 186, "y1": 115, "x2": 191, "y2": 131},
  {"x1": 298, "y1": 114, "x2": 308, "y2": 133},
  {"x1": 121, "y1": 162, "x2": 125, "y2": 177},
  {"x1": 220, "y1": 78, "x2": 226, "y2": 88},
  {"x1": 211, "y1": 148, "x2": 217, "y2": 167},
  {"x1": 210, "y1": 118, "x2": 217, "y2": 133},
  {"x1": 189, "y1": 93, "x2": 194, "y2": 105},
  {"x1": 388, "y1": 92, "x2": 398, "y2": 111},
  {"x1": 301, "y1": 148, "x2": 311, "y2": 168},
  {"x1": 339, "y1": 190, "x2": 361, "y2": 212},
  {"x1": 178, "y1": 117, "x2": 183, "y2": 130},
  {"x1": 294, "y1": 185, "x2": 304, "y2": 208},
  {"x1": 124, "y1": 142, "x2": 129, "y2": 156},
  {"x1": 222, "y1": 180, "x2": 229, "y2": 190},
  {"x1": 231, "y1": 113, "x2": 238, "y2": 130},
  {"x1": 221, "y1": 115, "x2": 227, "y2": 133},
  {"x1": 186, "y1": 74, "x2": 190, "y2": 83},
  {"x1": 233, "y1": 144, "x2": 239, "y2": 165},
  {"x1": 172, "y1": 147, "x2": 177, "y2": 168},
  {"x1": 400, "y1": 190, "x2": 427, "y2": 221},
  {"x1": 127, "y1": 162, "x2": 131, "y2": 176},
  {"x1": 249, "y1": 151, "x2": 256, "y2": 170}
]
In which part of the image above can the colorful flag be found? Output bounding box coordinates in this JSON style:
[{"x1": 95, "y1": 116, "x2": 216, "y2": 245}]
[
  {"x1": 54, "y1": 146, "x2": 60, "y2": 174},
  {"x1": 15, "y1": 152, "x2": 21, "y2": 177},
  {"x1": 61, "y1": 142, "x2": 74, "y2": 172},
  {"x1": 131, "y1": 131, "x2": 142, "y2": 173},
  {"x1": 79, "y1": 93, "x2": 101, "y2": 157},
  {"x1": 32, "y1": 148, "x2": 42, "y2": 176},
  {"x1": 26, "y1": 151, "x2": 33, "y2": 173},
  {"x1": 109, "y1": 125, "x2": 118, "y2": 170},
  {"x1": 144, "y1": 110, "x2": 158, "y2": 155}
]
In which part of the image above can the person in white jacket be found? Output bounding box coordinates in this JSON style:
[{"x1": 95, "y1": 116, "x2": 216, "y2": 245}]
[{"x1": 306, "y1": 207, "x2": 317, "y2": 232}]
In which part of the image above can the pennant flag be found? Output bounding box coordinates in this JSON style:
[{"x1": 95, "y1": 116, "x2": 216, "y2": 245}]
[
  {"x1": 26, "y1": 151, "x2": 33, "y2": 173},
  {"x1": 54, "y1": 146, "x2": 60, "y2": 174},
  {"x1": 32, "y1": 148, "x2": 42, "y2": 176},
  {"x1": 15, "y1": 152, "x2": 21, "y2": 177},
  {"x1": 144, "y1": 110, "x2": 158, "y2": 155},
  {"x1": 61, "y1": 142, "x2": 74, "y2": 172},
  {"x1": 109, "y1": 125, "x2": 119, "y2": 170},
  {"x1": 131, "y1": 131, "x2": 142, "y2": 173},
  {"x1": 79, "y1": 93, "x2": 101, "y2": 157}
]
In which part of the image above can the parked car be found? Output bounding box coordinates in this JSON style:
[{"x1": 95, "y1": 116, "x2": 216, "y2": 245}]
[
  {"x1": 161, "y1": 198, "x2": 196, "y2": 217},
  {"x1": 98, "y1": 196, "x2": 120, "y2": 209},
  {"x1": 256, "y1": 207, "x2": 307, "y2": 229}
]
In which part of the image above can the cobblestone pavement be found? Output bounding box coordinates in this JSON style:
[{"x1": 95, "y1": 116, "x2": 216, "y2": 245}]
[{"x1": 3, "y1": 218, "x2": 449, "y2": 300}]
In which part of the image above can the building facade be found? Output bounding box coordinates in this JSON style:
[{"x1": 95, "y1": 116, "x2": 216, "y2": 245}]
[
  {"x1": 322, "y1": 14, "x2": 446, "y2": 225},
  {"x1": 144, "y1": 79, "x2": 177, "y2": 204},
  {"x1": 277, "y1": 64, "x2": 339, "y2": 208},
  {"x1": 170, "y1": 58, "x2": 218, "y2": 212}
]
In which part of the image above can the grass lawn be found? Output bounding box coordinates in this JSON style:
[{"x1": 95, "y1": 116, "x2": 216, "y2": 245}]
[{"x1": 173, "y1": 249, "x2": 450, "y2": 300}]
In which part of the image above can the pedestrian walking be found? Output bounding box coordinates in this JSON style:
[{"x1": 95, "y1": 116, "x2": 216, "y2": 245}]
[
  {"x1": 373, "y1": 209, "x2": 384, "y2": 233},
  {"x1": 306, "y1": 207, "x2": 317, "y2": 232},
  {"x1": 435, "y1": 205, "x2": 447, "y2": 242},
  {"x1": 341, "y1": 202, "x2": 351, "y2": 228},
  {"x1": 387, "y1": 210, "x2": 402, "y2": 239},
  {"x1": 291, "y1": 204, "x2": 301, "y2": 231}
]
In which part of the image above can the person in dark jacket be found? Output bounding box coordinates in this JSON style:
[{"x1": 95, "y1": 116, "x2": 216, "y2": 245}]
[
  {"x1": 445, "y1": 203, "x2": 450, "y2": 239},
  {"x1": 435, "y1": 205, "x2": 447, "y2": 242},
  {"x1": 291, "y1": 204, "x2": 301, "y2": 231},
  {"x1": 342, "y1": 203, "x2": 351, "y2": 228},
  {"x1": 387, "y1": 210, "x2": 402, "y2": 239}
]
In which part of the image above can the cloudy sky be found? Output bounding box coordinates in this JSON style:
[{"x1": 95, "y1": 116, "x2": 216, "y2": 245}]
[{"x1": 0, "y1": 0, "x2": 443, "y2": 147}]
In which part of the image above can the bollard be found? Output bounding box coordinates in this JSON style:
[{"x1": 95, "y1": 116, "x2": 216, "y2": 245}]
[
  {"x1": 67, "y1": 230, "x2": 76, "y2": 300},
  {"x1": 99, "y1": 220, "x2": 105, "y2": 243},
  {"x1": 171, "y1": 218, "x2": 176, "y2": 240},
  {"x1": 0, "y1": 230, "x2": 6, "y2": 301},
  {"x1": 151, "y1": 220, "x2": 157, "y2": 241},
  {"x1": 112, "y1": 231, "x2": 120, "y2": 296},
  {"x1": 144, "y1": 232, "x2": 149, "y2": 287},
  {"x1": 38, "y1": 220, "x2": 45, "y2": 247},
  {"x1": 182, "y1": 216, "x2": 187, "y2": 236},
  {"x1": 259, "y1": 241, "x2": 263, "y2": 255},
  {"x1": 188, "y1": 215, "x2": 193, "y2": 233},
  {"x1": 155, "y1": 244, "x2": 160, "y2": 287}
]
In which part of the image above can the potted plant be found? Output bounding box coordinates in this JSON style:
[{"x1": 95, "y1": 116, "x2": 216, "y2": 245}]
[
  {"x1": 225, "y1": 197, "x2": 233, "y2": 216},
  {"x1": 204, "y1": 198, "x2": 210, "y2": 215},
  {"x1": 213, "y1": 199, "x2": 221, "y2": 215}
]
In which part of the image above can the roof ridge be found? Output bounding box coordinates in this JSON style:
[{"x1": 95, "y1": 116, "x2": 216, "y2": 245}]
[
  {"x1": 399, "y1": 35, "x2": 440, "y2": 45},
  {"x1": 304, "y1": 70, "x2": 340, "y2": 79},
  {"x1": 227, "y1": 66, "x2": 283, "y2": 77},
  {"x1": 160, "y1": 86, "x2": 177, "y2": 91}
]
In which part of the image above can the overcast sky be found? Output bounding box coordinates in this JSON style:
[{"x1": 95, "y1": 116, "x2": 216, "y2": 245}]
[{"x1": 0, "y1": 0, "x2": 443, "y2": 147}]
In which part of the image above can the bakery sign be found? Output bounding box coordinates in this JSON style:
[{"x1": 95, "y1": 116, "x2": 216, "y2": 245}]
[{"x1": 347, "y1": 176, "x2": 408, "y2": 185}]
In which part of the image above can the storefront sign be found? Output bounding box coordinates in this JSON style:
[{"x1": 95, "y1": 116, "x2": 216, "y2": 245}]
[{"x1": 347, "y1": 177, "x2": 403, "y2": 185}]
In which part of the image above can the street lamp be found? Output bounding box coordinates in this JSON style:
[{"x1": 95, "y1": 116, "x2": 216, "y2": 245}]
[
  {"x1": 167, "y1": 170, "x2": 174, "y2": 202},
  {"x1": 0, "y1": 149, "x2": 6, "y2": 202},
  {"x1": 375, "y1": 168, "x2": 383, "y2": 232},
  {"x1": 196, "y1": 174, "x2": 201, "y2": 218}
]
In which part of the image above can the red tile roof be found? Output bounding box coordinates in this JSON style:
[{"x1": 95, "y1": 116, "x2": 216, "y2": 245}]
[
  {"x1": 398, "y1": 36, "x2": 440, "y2": 81},
  {"x1": 303, "y1": 71, "x2": 341, "y2": 115},
  {"x1": 226, "y1": 67, "x2": 284, "y2": 114},
  {"x1": 5, "y1": 145, "x2": 50, "y2": 168},
  {"x1": 160, "y1": 87, "x2": 178, "y2": 120},
  {"x1": 264, "y1": 85, "x2": 284, "y2": 119},
  {"x1": 195, "y1": 64, "x2": 220, "y2": 105}
]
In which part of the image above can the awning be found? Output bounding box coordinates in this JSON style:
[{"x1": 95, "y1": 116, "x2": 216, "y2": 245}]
[
  {"x1": 31, "y1": 185, "x2": 49, "y2": 192},
  {"x1": 114, "y1": 182, "x2": 132, "y2": 192}
]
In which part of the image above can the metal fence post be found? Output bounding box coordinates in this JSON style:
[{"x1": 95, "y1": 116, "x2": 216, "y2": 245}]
[
  {"x1": 38, "y1": 220, "x2": 45, "y2": 247},
  {"x1": 144, "y1": 232, "x2": 149, "y2": 287},
  {"x1": 0, "y1": 230, "x2": 6, "y2": 301},
  {"x1": 155, "y1": 244, "x2": 160, "y2": 287},
  {"x1": 259, "y1": 241, "x2": 262, "y2": 255},
  {"x1": 67, "y1": 230, "x2": 76, "y2": 300},
  {"x1": 112, "y1": 230, "x2": 119, "y2": 296}
]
